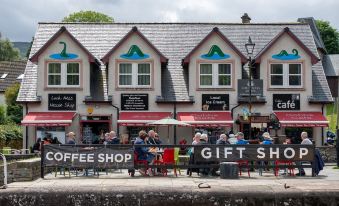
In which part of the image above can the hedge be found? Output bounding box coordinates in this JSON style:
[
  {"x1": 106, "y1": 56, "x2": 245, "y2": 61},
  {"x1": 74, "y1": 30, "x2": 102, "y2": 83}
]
[{"x1": 0, "y1": 124, "x2": 23, "y2": 149}]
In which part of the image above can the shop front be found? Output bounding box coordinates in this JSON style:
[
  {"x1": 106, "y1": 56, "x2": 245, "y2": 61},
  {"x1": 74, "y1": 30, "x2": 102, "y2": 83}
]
[{"x1": 80, "y1": 115, "x2": 112, "y2": 143}]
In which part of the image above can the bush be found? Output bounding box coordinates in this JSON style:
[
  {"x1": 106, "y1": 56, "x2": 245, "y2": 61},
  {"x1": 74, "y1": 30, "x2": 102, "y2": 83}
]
[
  {"x1": 0, "y1": 105, "x2": 6, "y2": 124},
  {"x1": 0, "y1": 124, "x2": 23, "y2": 149}
]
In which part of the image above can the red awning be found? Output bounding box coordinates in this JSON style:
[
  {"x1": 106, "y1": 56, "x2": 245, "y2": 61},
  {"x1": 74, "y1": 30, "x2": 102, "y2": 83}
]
[
  {"x1": 177, "y1": 112, "x2": 233, "y2": 127},
  {"x1": 118, "y1": 112, "x2": 172, "y2": 126},
  {"x1": 274, "y1": 112, "x2": 329, "y2": 127},
  {"x1": 21, "y1": 112, "x2": 76, "y2": 126}
]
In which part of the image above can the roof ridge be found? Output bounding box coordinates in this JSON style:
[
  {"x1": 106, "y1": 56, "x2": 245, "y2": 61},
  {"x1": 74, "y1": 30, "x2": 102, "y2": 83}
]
[{"x1": 37, "y1": 22, "x2": 307, "y2": 25}]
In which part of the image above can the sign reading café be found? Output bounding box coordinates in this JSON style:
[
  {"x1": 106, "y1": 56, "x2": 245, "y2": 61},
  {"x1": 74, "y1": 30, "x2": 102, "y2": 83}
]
[{"x1": 273, "y1": 94, "x2": 300, "y2": 110}]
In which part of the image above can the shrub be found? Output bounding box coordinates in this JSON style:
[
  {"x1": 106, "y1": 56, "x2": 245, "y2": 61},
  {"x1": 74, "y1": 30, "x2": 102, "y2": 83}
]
[{"x1": 0, "y1": 124, "x2": 23, "y2": 149}]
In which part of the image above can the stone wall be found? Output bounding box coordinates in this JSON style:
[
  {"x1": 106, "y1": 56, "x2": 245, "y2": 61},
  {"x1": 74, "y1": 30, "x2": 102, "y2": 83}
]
[
  {"x1": 0, "y1": 158, "x2": 41, "y2": 185},
  {"x1": 316, "y1": 146, "x2": 337, "y2": 163}
]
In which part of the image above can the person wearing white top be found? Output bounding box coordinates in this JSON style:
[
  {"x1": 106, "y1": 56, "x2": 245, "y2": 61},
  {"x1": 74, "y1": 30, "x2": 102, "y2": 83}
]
[{"x1": 297, "y1": 132, "x2": 312, "y2": 176}]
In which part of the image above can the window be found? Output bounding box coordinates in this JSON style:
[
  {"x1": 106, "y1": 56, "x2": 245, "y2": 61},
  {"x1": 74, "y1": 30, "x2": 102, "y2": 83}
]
[
  {"x1": 270, "y1": 63, "x2": 302, "y2": 88},
  {"x1": 118, "y1": 63, "x2": 151, "y2": 87},
  {"x1": 199, "y1": 63, "x2": 232, "y2": 88},
  {"x1": 47, "y1": 62, "x2": 80, "y2": 87},
  {"x1": 0, "y1": 73, "x2": 8, "y2": 79}
]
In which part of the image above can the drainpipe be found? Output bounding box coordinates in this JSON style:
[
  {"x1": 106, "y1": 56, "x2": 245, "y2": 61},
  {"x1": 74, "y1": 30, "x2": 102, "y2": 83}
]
[
  {"x1": 321, "y1": 104, "x2": 324, "y2": 145},
  {"x1": 231, "y1": 103, "x2": 241, "y2": 119},
  {"x1": 25, "y1": 103, "x2": 28, "y2": 150},
  {"x1": 110, "y1": 102, "x2": 120, "y2": 136}
]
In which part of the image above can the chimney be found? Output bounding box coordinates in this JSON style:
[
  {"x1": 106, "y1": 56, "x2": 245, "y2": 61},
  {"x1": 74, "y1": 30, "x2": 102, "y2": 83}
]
[{"x1": 241, "y1": 13, "x2": 251, "y2": 24}]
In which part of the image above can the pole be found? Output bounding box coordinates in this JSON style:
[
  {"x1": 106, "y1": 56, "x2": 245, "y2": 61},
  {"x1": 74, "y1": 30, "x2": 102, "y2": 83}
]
[
  {"x1": 336, "y1": 97, "x2": 339, "y2": 167},
  {"x1": 40, "y1": 141, "x2": 44, "y2": 178},
  {"x1": 248, "y1": 56, "x2": 252, "y2": 140},
  {"x1": 173, "y1": 103, "x2": 177, "y2": 144}
]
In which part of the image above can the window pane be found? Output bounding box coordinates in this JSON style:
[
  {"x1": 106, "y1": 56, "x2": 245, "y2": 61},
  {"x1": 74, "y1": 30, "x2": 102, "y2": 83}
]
[
  {"x1": 289, "y1": 76, "x2": 301, "y2": 86},
  {"x1": 48, "y1": 75, "x2": 61, "y2": 85},
  {"x1": 271, "y1": 75, "x2": 283, "y2": 85},
  {"x1": 48, "y1": 63, "x2": 61, "y2": 73},
  {"x1": 67, "y1": 63, "x2": 79, "y2": 73},
  {"x1": 271, "y1": 64, "x2": 283, "y2": 74},
  {"x1": 219, "y1": 75, "x2": 231, "y2": 85},
  {"x1": 200, "y1": 64, "x2": 212, "y2": 74},
  {"x1": 289, "y1": 64, "x2": 301, "y2": 74},
  {"x1": 119, "y1": 75, "x2": 132, "y2": 85},
  {"x1": 200, "y1": 76, "x2": 212, "y2": 86},
  {"x1": 67, "y1": 75, "x2": 79, "y2": 85},
  {"x1": 218, "y1": 64, "x2": 231, "y2": 74},
  {"x1": 138, "y1": 64, "x2": 150, "y2": 74},
  {"x1": 138, "y1": 75, "x2": 150, "y2": 85},
  {"x1": 119, "y1": 64, "x2": 132, "y2": 73}
]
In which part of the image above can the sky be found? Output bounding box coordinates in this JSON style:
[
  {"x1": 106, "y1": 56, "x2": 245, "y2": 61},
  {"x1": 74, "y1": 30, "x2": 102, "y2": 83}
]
[{"x1": 0, "y1": 0, "x2": 339, "y2": 42}]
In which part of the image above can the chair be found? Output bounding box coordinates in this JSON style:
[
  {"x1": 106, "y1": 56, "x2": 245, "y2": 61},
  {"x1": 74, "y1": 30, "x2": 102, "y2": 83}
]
[
  {"x1": 154, "y1": 148, "x2": 176, "y2": 176},
  {"x1": 174, "y1": 148, "x2": 181, "y2": 176},
  {"x1": 131, "y1": 152, "x2": 150, "y2": 176},
  {"x1": 274, "y1": 160, "x2": 295, "y2": 176},
  {"x1": 236, "y1": 160, "x2": 250, "y2": 177}
]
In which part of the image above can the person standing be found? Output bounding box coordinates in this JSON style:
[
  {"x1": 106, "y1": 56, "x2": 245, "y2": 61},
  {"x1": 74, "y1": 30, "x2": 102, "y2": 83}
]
[
  {"x1": 261, "y1": 132, "x2": 273, "y2": 145},
  {"x1": 66, "y1": 132, "x2": 76, "y2": 144},
  {"x1": 228, "y1": 134, "x2": 237, "y2": 144},
  {"x1": 110, "y1": 131, "x2": 120, "y2": 144},
  {"x1": 216, "y1": 134, "x2": 230, "y2": 145},
  {"x1": 235, "y1": 132, "x2": 248, "y2": 145},
  {"x1": 297, "y1": 132, "x2": 312, "y2": 176}
]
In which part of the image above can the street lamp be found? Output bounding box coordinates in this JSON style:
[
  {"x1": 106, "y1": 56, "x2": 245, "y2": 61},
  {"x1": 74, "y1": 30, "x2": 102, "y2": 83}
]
[{"x1": 245, "y1": 36, "x2": 255, "y2": 139}]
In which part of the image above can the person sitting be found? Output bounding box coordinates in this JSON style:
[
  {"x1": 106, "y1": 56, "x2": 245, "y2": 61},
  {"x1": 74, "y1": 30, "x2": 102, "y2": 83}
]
[
  {"x1": 146, "y1": 130, "x2": 160, "y2": 145},
  {"x1": 32, "y1": 138, "x2": 41, "y2": 153},
  {"x1": 66, "y1": 132, "x2": 76, "y2": 144},
  {"x1": 228, "y1": 134, "x2": 237, "y2": 144},
  {"x1": 216, "y1": 134, "x2": 229, "y2": 145},
  {"x1": 236, "y1": 132, "x2": 248, "y2": 145},
  {"x1": 134, "y1": 130, "x2": 155, "y2": 176},
  {"x1": 261, "y1": 132, "x2": 273, "y2": 145},
  {"x1": 154, "y1": 133, "x2": 162, "y2": 144},
  {"x1": 110, "y1": 131, "x2": 120, "y2": 144},
  {"x1": 297, "y1": 132, "x2": 313, "y2": 176}
]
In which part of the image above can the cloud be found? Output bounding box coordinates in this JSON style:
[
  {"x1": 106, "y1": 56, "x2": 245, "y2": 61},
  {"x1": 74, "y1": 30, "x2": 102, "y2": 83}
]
[{"x1": 0, "y1": 0, "x2": 338, "y2": 41}]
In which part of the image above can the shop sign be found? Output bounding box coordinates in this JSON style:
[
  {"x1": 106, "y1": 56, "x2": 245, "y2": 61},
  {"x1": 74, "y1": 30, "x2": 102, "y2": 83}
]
[
  {"x1": 194, "y1": 145, "x2": 314, "y2": 162},
  {"x1": 238, "y1": 79, "x2": 263, "y2": 97},
  {"x1": 43, "y1": 144, "x2": 134, "y2": 169},
  {"x1": 48, "y1": 94, "x2": 76, "y2": 111},
  {"x1": 273, "y1": 94, "x2": 300, "y2": 110},
  {"x1": 121, "y1": 94, "x2": 148, "y2": 110},
  {"x1": 202, "y1": 94, "x2": 229, "y2": 111}
]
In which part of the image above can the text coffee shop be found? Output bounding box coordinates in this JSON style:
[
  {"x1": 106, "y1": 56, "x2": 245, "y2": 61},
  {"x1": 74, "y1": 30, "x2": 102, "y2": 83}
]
[{"x1": 18, "y1": 22, "x2": 332, "y2": 148}]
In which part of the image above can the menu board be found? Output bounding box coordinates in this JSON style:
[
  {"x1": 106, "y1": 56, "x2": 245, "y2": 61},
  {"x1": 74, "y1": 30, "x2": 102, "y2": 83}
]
[{"x1": 121, "y1": 94, "x2": 148, "y2": 110}]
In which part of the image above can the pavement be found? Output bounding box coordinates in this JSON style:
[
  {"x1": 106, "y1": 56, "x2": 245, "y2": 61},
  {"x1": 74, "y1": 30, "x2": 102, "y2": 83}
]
[{"x1": 1, "y1": 165, "x2": 339, "y2": 205}]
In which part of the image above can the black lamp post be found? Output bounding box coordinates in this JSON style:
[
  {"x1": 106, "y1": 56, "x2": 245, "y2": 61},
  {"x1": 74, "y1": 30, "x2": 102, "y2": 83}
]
[{"x1": 245, "y1": 36, "x2": 255, "y2": 139}]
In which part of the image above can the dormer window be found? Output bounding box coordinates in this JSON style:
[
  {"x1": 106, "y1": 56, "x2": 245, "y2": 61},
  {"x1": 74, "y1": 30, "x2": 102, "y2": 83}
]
[
  {"x1": 199, "y1": 63, "x2": 232, "y2": 88},
  {"x1": 47, "y1": 62, "x2": 80, "y2": 87},
  {"x1": 0, "y1": 73, "x2": 8, "y2": 79},
  {"x1": 118, "y1": 62, "x2": 151, "y2": 87},
  {"x1": 270, "y1": 63, "x2": 302, "y2": 88}
]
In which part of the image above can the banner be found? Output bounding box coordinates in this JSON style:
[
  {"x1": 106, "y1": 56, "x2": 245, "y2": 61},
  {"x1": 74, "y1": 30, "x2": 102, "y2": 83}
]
[
  {"x1": 194, "y1": 145, "x2": 314, "y2": 162},
  {"x1": 43, "y1": 145, "x2": 134, "y2": 169}
]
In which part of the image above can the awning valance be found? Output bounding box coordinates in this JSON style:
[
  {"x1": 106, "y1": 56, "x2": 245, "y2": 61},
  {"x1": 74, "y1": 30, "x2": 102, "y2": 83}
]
[
  {"x1": 21, "y1": 112, "x2": 76, "y2": 126},
  {"x1": 177, "y1": 111, "x2": 233, "y2": 127},
  {"x1": 118, "y1": 112, "x2": 172, "y2": 126},
  {"x1": 274, "y1": 112, "x2": 329, "y2": 127}
]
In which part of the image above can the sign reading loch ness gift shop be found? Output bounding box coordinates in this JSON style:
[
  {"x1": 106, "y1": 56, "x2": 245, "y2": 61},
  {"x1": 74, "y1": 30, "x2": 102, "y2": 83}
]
[
  {"x1": 194, "y1": 145, "x2": 314, "y2": 162},
  {"x1": 202, "y1": 94, "x2": 229, "y2": 111},
  {"x1": 48, "y1": 94, "x2": 76, "y2": 111},
  {"x1": 273, "y1": 94, "x2": 300, "y2": 110},
  {"x1": 121, "y1": 94, "x2": 149, "y2": 110}
]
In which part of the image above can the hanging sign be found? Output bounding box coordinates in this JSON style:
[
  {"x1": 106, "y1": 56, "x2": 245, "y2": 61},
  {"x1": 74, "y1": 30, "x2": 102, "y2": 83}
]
[
  {"x1": 202, "y1": 94, "x2": 229, "y2": 111},
  {"x1": 273, "y1": 94, "x2": 300, "y2": 110},
  {"x1": 238, "y1": 79, "x2": 263, "y2": 97},
  {"x1": 121, "y1": 94, "x2": 149, "y2": 110},
  {"x1": 48, "y1": 94, "x2": 76, "y2": 111}
]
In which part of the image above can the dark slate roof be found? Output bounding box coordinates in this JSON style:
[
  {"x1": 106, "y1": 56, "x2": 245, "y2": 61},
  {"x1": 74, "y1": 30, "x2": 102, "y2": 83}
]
[
  {"x1": 0, "y1": 61, "x2": 26, "y2": 92},
  {"x1": 322, "y1": 54, "x2": 339, "y2": 77},
  {"x1": 17, "y1": 22, "x2": 333, "y2": 103},
  {"x1": 298, "y1": 17, "x2": 327, "y2": 53}
]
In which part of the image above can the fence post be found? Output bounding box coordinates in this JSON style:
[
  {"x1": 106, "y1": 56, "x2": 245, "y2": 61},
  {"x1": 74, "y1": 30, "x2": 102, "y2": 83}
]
[
  {"x1": 41, "y1": 141, "x2": 44, "y2": 178},
  {"x1": 0, "y1": 153, "x2": 7, "y2": 189}
]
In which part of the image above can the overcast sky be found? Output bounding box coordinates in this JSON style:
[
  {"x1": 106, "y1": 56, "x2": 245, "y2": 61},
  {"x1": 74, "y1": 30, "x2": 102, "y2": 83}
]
[{"x1": 1, "y1": 0, "x2": 338, "y2": 41}]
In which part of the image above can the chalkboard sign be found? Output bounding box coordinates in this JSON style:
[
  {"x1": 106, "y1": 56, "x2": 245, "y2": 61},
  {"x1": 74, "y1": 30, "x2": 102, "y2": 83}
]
[
  {"x1": 48, "y1": 94, "x2": 76, "y2": 111},
  {"x1": 202, "y1": 94, "x2": 229, "y2": 111},
  {"x1": 121, "y1": 94, "x2": 148, "y2": 110},
  {"x1": 238, "y1": 79, "x2": 263, "y2": 97}
]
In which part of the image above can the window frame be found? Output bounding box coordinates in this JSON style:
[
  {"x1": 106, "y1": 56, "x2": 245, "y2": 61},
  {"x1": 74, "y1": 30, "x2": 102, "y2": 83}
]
[
  {"x1": 117, "y1": 61, "x2": 153, "y2": 88},
  {"x1": 269, "y1": 61, "x2": 303, "y2": 89},
  {"x1": 45, "y1": 61, "x2": 82, "y2": 89},
  {"x1": 198, "y1": 62, "x2": 232, "y2": 89}
]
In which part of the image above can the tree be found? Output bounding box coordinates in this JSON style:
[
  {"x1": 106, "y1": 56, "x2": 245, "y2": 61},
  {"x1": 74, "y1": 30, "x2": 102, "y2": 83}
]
[
  {"x1": 0, "y1": 33, "x2": 20, "y2": 61},
  {"x1": 62, "y1": 10, "x2": 114, "y2": 23},
  {"x1": 26, "y1": 37, "x2": 34, "y2": 59},
  {"x1": 316, "y1": 20, "x2": 339, "y2": 54},
  {"x1": 5, "y1": 83, "x2": 22, "y2": 124}
]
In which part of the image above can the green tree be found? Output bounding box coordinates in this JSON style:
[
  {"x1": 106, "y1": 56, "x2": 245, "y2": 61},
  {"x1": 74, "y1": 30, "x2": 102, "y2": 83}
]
[
  {"x1": 62, "y1": 10, "x2": 114, "y2": 23},
  {"x1": 0, "y1": 33, "x2": 20, "y2": 61},
  {"x1": 5, "y1": 83, "x2": 22, "y2": 124},
  {"x1": 316, "y1": 20, "x2": 339, "y2": 54},
  {"x1": 26, "y1": 37, "x2": 34, "y2": 59},
  {"x1": 0, "y1": 105, "x2": 6, "y2": 124}
]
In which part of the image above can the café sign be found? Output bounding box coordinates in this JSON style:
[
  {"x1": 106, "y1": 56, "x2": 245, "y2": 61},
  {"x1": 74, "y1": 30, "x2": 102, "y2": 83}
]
[
  {"x1": 121, "y1": 94, "x2": 148, "y2": 110},
  {"x1": 48, "y1": 94, "x2": 76, "y2": 111},
  {"x1": 202, "y1": 94, "x2": 229, "y2": 111},
  {"x1": 273, "y1": 94, "x2": 300, "y2": 110}
]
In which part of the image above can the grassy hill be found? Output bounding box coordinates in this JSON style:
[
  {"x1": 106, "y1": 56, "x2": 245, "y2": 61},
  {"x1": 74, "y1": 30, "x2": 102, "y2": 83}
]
[{"x1": 12, "y1": 42, "x2": 30, "y2": 59}]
